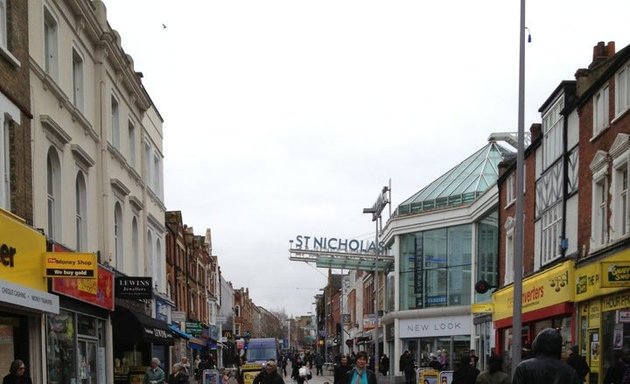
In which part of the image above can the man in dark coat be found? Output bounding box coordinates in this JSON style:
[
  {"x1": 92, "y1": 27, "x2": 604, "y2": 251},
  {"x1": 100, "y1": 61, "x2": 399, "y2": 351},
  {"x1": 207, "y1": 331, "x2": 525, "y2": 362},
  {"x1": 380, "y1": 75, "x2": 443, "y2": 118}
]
[
  {"x1": 346, "y1": 351, "x2": 377, "y2": 384},
  {"x1": 253, "y1": 360, "x2": 284, "y2": 384},
  {"x1": 567, "y1": 346, "x2": 590, "y2": 383},
  {"x1": 451, "y1": 355, "x2": 479, "y2": 384},
  {"x1": 380, "y1": 355, "x2": 390, "y2": 376},
  {"x1": 334, "y1": 355, "x2": 353, "y2": 384},
  {"x1": 400, "y1": 351, "x2": 415, "y2": 384},
  {"x1": 603, "y1": 346, "x2": 630, "y2": 384},
  {"x1": 512, "y1": 328, "x2": 581, "y2": 384}
]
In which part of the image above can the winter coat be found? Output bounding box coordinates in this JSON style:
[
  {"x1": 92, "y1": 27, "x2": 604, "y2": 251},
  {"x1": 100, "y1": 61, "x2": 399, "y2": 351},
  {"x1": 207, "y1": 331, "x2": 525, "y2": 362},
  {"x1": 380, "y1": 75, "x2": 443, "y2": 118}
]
[
  {"x1": 346, "y1": 368, "x2": 377, "y2": 384},
  {"x1": 512, "y1": 328, "x2": 581, "y2": 384},
  {"x1": 334, "y1": 363, "x2": 353, "y2": 384}
]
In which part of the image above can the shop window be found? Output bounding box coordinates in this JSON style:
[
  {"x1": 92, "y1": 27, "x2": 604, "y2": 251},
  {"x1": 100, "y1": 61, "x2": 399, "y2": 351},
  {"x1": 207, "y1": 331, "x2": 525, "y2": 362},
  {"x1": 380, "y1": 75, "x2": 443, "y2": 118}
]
[{"x1": 47, "y1": 310, "x2": 77, "y2": 384}]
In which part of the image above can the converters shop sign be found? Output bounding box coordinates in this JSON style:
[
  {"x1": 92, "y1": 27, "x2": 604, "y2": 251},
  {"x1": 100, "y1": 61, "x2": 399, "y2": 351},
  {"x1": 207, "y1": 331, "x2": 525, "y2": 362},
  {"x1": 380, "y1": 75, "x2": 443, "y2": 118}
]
[{"x1": 115, "y1": 277, "x2": 152, "y2": 299}]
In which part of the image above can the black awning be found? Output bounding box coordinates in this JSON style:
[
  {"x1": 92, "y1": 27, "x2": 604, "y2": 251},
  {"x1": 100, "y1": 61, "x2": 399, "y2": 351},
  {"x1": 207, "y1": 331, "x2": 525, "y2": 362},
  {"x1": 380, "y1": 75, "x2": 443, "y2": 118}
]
[{"x1": 112, "y1": 307, "x2": 174, "y2": 346}]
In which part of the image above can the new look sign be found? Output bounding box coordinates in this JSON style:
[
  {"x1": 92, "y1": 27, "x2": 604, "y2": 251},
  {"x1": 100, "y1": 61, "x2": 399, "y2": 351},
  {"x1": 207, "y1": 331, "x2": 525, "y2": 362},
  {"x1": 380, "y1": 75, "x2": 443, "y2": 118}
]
[
  {"x1": 115, "y1": 277, "x2": 152, "y2": 299},
  {"x1": 399, "y1": 315, "x2": 470, "y2": 338}
]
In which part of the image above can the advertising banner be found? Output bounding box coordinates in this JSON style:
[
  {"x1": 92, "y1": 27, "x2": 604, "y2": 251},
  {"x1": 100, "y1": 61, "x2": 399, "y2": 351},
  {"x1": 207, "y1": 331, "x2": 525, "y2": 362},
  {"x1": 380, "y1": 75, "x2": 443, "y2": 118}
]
[
  {"x1": 115, "y1": 277, "x2": 152, "y2": 299},
  {"x1": 52, "y1": 265, "x2": 114, "y2": 310},
  {"x1": 0, "y1": 209, "x2": 47, "y2": 290},
  {"x1": 602, "y1": 261, "x2": 630, "y2": 288},
  {"x1": 493, "y1": 260, "x2": 574, "y2": 321},
  {"x1": 44, "y1": 252, "x2": 97, "y2": 278}
]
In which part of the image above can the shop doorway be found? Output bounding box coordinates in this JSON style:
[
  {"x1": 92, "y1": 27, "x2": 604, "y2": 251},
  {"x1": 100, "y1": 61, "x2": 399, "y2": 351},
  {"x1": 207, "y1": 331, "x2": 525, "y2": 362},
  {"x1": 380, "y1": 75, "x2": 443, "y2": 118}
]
[{"x1": 79, "y1": 339, "x2": 97, "y2": 384}]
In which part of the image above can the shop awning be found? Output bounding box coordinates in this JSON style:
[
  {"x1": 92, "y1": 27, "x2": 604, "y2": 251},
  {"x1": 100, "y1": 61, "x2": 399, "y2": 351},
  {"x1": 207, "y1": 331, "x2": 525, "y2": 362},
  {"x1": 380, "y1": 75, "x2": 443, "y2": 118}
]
[
  {"x1": 170, "y1": 325, "x2": 192, "y2": 339},
  {"x1": 112, "y1": 307, "x2": 174, "y2": 346},
  {"x1": 188, "y1": 337, "x2": 206, "y2": 350}
]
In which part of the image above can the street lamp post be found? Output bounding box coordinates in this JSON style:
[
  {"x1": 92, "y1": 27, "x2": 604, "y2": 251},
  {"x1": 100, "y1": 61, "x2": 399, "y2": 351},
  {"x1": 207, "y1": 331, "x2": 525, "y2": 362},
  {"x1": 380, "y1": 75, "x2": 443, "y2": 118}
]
[
  {"x1": 363, "y1": 185, "x2": 390, "y2": 375},
  {"x1": 512, "y1": 0, "x2": 526, "y2": 377}
]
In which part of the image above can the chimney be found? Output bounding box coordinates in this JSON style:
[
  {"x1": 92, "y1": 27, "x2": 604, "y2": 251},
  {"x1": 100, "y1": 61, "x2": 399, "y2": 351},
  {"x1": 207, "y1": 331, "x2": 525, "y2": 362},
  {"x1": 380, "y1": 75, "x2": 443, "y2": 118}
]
[
  {"x1": 589, "y1": 41, "x2": 616, "y2": 69},
  {"x1": 529, "y1": 123, "x2": 542, "y2": 143}
]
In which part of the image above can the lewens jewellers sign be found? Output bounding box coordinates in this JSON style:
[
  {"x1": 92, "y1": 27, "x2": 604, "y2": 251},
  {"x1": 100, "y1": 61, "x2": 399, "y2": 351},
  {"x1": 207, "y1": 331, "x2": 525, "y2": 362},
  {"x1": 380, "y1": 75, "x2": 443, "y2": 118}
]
[
  {"x1": 292, "y1": 235, "x2": 383, "y2": 253},
  {"x1": 400, "y1": 315, "x2": 470, "y2": 338},
  {"x1": 115, "y1": 277, "x2": 152, "y2": 299}
]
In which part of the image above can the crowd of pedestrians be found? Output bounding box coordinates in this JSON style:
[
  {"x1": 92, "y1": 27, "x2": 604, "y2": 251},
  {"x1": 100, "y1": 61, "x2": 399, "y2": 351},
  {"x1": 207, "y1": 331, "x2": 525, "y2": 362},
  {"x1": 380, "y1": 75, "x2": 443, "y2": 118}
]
[{"x1": 136, "y1": 329, "x2": 629, "y2": 384}]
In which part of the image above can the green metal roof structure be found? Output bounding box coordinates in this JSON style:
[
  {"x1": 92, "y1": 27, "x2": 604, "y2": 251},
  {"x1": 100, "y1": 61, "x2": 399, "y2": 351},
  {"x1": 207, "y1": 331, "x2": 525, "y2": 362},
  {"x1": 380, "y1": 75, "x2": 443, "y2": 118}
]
[{"x1": 395, "y1": 139, "x2": 514, "y2": 216}]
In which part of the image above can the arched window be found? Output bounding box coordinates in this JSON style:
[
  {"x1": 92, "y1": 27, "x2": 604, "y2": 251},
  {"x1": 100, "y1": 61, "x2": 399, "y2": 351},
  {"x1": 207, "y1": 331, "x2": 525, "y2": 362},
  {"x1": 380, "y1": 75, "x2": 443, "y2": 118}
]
[
  {"x1": 75, "y1": 172, "x2": 87, "y2": 251},
  {"x1": 47, "y1": 148, "x2": 61, "y2": 240},
  {"x1": 131, "y1": 217, "x2": 139, "y2": 275},
  {"x1": 114, "y1": 203, "x2": 123, "y2": 268},
  {"x1": 147, "y1": 230, "x2": 153, "y2": 276},
  {"x1": 155, "y1": 238, "x2": 162, "y2": 289}
]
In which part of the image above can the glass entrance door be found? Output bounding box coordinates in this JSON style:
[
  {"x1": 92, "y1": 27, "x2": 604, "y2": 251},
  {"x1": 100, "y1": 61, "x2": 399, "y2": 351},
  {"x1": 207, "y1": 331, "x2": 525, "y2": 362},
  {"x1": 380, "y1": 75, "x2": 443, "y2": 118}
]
[{"x1": 79, "y1": 339, "x2": 97, "y2": 384}]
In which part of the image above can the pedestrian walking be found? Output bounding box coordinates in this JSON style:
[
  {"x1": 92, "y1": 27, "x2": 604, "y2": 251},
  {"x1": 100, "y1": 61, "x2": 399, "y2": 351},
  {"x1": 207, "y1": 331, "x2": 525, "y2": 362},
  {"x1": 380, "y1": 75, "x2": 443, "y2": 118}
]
[
  {"x1": 292, "y1": 357, "x2": 311, "y2": 384},
  {"x1": 144, "y1": 358, "x2": 166, "y2": 384},
  {"x1": 380, "y1": 355, "x2": 390, "y2": 376},
  {"x1": 253, "y1": 360, "x2": 284, "y2": 384},
  {"x1": 603, "y1": 346, "x2": 630, "y2": 384},
  {"x1": 567, "y1": 346, "x2": 590, "y2": 384},
  {"x1": 400, "y1": 351, "x2": 415, "y2": 384},
  {"x1": 316, "y1": 354, "x2": 325, "y2": 376},
  {"x1": 167, "y1": 363, "x2": 189, "y2": 384},
  {"x1": 474, "y1": 354, "x2": 509, "y2": 384},
  {"x1": 334, "y1": 355, "x2": 353, "y2": 384},
  {"x1": 512, "y1": 328, "x2": 581, "y2": 384},
  {"x1": 2, "y1": 360, "x2": 32, "y2": 384},
  {"x1": 346, "y1": 351, "x2": 377, "y2": 384},
  {"x1": 180, "y1": 357, "x2": 192, "y2": 377},
  {"x1": 451, "y1": 355, "x2": 479, "y2": 384},
  {"x1": 428, "y1": 354, "x2": 443, "y2": 371}
]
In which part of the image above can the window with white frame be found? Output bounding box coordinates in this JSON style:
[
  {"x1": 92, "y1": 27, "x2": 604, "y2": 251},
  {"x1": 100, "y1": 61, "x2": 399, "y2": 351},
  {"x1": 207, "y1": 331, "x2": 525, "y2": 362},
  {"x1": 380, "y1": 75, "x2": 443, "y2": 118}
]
[
  {"x1": 128, "y1": 121, "x2": 136, "y2": 168},
  {"x1": 144, "y1": 141, "x2": 151, "y2": 186},
  {"x1": 131, "y1": 217, "x2": 139, "y2": 275},
  {"x1": 111, "y1": 96, "x2": 120, "y2": 149},
  {"x1": 152, "y1": 153, "x2": 160, "y2": 193},
  {"x1": 1, "y1": 117, "x2": 9, "y2": 209},
  {"x1": 611, "y1": 137, "x2": 630, "y2": 239},
  {"x1": 592, "y1": 176, "x2": 608, "y2": 247},
  {"x1": 506, "y1": 173, "x2": 516, "y2": 206},
  {"x1": 72, "y1": 49, "x2": 84, "y2": 112},
  {"x1": 616, "y1": 62, "x2": 630, "y2": 117},
  {"x1": 593, "y1": 85, "x2": 609, "y2": 136},
  {"x1": 114, "y1": 202, "x2": 123, "y2": 267},
  {"x1": 43, "y1": 7, "x2": 58, "y2": 79},
  {"x1": 505, "y1": 229, "x2": 514, "y2": 285},
  {"x1": 155, "y1": 238, "x2": 162, "y2": 289},
  {"x1": 47, "y1": 148, "x2": 61, "y2": 240},
  {"x1": 147, "y1": 230, "x2": 153, "y2": 276},
  {"x1": 543, "y1": 96, "x2": 564, "y2": 168},
  {"x1": 0, "y1": 0, "x2": 7, "y2": 49},
  {"x1": 541, "y1": 202, "x2": 562, "y2": 265},
  {"x1": 75, "y1": 172, "x2": 87, "y2": 251}
]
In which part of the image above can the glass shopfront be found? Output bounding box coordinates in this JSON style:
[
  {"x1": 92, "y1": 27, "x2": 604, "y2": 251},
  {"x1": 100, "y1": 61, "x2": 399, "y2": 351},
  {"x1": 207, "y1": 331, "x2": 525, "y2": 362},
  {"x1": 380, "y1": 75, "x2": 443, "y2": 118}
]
[
  {"x1": 400, "y1": 224, "x2": 473, "y2": 311},
  {"x1": 47, "y1": 309, "x2": 107, "y2": 384}
]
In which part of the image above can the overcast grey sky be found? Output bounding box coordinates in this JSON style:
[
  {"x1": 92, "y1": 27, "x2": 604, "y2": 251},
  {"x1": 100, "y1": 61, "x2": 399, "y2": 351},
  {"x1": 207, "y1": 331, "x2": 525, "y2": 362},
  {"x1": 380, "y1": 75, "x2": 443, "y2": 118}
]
[{"x1": 103, "y1": 0, "x2": 630, "y2": 317}]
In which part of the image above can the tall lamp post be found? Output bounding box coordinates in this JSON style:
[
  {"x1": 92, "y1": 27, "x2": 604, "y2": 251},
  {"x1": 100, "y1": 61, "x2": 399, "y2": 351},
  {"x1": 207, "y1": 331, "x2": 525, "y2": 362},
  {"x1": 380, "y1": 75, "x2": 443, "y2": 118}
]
[
  {"x1": 363, "y1": 185, "x2": 390, "y2": 375},
  {"x1": 512, "y1": 0, "x2": 526, "y2": 377}
]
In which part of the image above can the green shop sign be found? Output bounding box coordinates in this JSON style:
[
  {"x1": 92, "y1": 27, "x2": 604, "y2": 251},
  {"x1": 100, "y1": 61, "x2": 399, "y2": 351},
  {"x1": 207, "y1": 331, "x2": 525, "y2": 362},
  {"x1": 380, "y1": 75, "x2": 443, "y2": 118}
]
[
  {"x1": 185, "y1": 322, "x2": 203, "y2": 335},
  {"x1": 602, "y1": 262, "x2": 630, "y2": 288}
]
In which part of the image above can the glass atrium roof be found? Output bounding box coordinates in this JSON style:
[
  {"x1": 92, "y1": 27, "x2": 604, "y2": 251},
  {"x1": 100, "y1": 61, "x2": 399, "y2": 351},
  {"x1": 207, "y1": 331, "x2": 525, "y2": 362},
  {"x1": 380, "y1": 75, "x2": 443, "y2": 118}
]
[{"x1": 395, "y1": 140, "x2": 513, "y2": 216}]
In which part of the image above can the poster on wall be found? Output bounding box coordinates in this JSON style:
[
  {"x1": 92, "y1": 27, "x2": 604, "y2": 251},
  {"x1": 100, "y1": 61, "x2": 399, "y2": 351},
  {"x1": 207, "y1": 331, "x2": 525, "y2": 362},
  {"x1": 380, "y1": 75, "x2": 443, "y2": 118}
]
[
  {"x1": 590, "y1": 332, "x2": 600, "y2": 363},
  {"x1": 613, "y1": 324, "x2": 624, "y2": 349}
]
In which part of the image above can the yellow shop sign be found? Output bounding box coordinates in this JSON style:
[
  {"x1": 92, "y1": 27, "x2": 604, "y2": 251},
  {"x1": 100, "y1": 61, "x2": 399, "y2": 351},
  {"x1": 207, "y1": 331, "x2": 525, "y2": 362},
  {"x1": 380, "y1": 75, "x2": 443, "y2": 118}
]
[
  {"x1": 44, "y1": 252, "x2": 97, "y2": 278},
  {"x1": 575, "y1": 249, "x2": 630, "y2": 301},
  {"x1": 602, "y1": 261, "x2": 630, "y2": 288},
  {"x1": 493, "y1": 260, "x2": 574, "y2": 321},
  {"x1": 0, "y1": 209, "x2": 47, "y2": 290}
]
